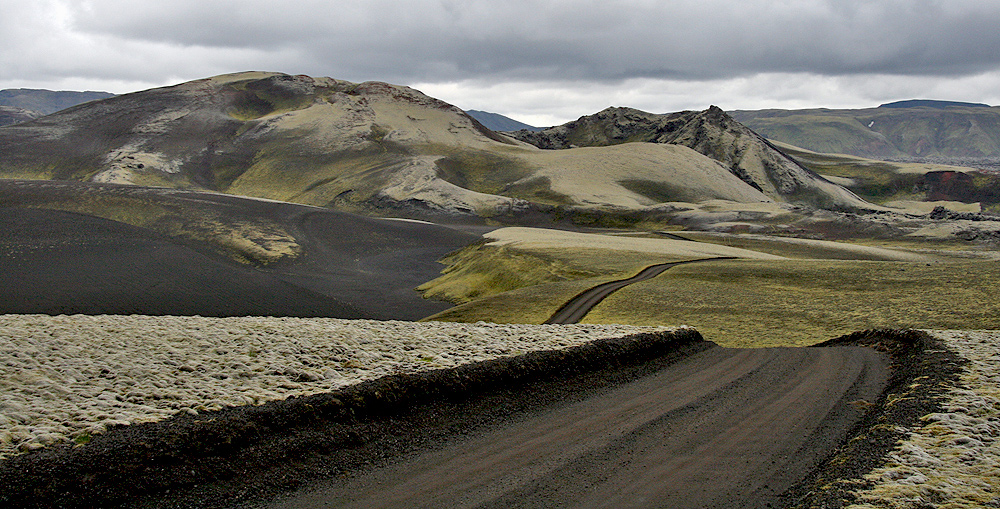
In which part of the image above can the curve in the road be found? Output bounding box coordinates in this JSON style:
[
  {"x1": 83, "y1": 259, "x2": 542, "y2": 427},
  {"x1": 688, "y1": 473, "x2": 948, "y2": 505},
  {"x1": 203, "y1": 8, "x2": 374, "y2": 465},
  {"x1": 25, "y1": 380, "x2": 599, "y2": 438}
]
[
  {"x1": 264, "y1": 344, "x2": 888, "y2": 509},
  {"x1": 544, "y1": 257, "x2": 735, "y2": 324}
]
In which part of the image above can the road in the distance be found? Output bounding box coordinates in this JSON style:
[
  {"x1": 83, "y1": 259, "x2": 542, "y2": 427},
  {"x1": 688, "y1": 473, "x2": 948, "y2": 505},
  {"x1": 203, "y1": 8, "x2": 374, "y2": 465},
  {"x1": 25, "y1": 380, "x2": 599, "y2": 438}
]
[
  {"x1": 545, "y1": 258, "x2": 734, "y2": 324},
  {"x1": 263, "y1": 345, "x2": 888, "y2": 509}
]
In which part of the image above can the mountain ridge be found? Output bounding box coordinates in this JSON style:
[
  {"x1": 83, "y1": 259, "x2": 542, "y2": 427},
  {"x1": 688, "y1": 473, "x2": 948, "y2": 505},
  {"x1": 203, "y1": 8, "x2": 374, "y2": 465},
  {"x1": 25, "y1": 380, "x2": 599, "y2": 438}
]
[
  {"x1": 0, "y1": 72, "x2": 873, "y2": 219},
  {"x1": 878, "y1": 99, "x2": 991, "y2": 109}
]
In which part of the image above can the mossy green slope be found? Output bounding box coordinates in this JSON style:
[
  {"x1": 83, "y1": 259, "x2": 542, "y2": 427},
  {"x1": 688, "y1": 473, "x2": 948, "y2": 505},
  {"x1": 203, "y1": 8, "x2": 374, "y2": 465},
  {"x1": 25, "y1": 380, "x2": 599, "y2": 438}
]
[{"x1": 0, "y1": 72, "x2": 531, "y2": 216}]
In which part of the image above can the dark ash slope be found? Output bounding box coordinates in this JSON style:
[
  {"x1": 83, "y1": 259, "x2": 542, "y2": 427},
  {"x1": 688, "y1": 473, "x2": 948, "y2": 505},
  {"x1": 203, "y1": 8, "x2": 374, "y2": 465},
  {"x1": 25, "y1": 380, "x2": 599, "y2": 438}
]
[{"x1": 0, "y1": 180, "x2": 480, "y2": 319}]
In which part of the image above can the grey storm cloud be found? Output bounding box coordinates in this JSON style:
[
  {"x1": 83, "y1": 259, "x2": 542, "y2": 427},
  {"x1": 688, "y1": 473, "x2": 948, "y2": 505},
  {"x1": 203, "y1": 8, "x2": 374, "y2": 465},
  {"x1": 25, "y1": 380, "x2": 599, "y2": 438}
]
[
  {"x1": 54, "y1": 0, "x2": 1000, "y2": 83},
  {"x1": 3, "y1": 0, "x2": 1000, "y2": 122}
]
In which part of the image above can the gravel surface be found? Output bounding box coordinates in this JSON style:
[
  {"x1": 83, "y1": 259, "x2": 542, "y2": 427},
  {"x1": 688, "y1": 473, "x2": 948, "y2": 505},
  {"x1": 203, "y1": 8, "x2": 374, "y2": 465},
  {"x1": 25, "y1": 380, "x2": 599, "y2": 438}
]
[
  {"x1": 0, "y1": 314, "x2": 670, "y2": 459},
  {"x1": 848, "y1": 330, "x2": 1000, "y2": 509}
]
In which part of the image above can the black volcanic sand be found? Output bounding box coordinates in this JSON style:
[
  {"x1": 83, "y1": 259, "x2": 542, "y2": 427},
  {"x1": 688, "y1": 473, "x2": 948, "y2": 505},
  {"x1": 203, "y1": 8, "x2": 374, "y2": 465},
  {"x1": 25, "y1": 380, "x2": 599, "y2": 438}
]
[
  {"x1": 0, "y1": 180, "x2": 481, "y2": 319},
  {"x1": 0, "y1": 207, "x2": 365, "y2": 317}
]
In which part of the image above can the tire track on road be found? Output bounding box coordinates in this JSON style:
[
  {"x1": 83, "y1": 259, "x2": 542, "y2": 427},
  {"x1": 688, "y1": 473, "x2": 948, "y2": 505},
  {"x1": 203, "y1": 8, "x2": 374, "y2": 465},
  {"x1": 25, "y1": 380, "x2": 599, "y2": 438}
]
[{"x1": 263, "y1": 345, "x2": 888, "y2": 509}]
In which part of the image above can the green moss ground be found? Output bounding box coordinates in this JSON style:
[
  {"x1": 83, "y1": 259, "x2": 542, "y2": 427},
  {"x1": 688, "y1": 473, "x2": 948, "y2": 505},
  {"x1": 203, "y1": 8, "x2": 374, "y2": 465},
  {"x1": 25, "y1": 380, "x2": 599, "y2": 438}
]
[
  {"x1": 580, "y1": 259, "x2": 1000, "y2": 347},
  {"x1": 424, "y1": 230, "x2": 999, "y2": 347},
  {"x1": 418, "y1": 242, "x2": 680, "y2": 304},
  {"x1": 778, "y1": 145, "x2": 925, "y2": 203}
]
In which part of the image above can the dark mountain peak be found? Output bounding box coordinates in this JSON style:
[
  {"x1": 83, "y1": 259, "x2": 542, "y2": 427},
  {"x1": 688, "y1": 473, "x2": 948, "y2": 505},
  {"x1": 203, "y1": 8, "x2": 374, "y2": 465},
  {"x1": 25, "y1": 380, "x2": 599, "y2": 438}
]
[
  {"x1": 593, "y1": 105, "x2": 651, "y2": 117},
  {"x1": 878, "y1": 99, "x2": 991, "y2": 109},
  {"x1": 685, "y1": 105, "x2": 739, "y2": 129},
  {"x1": 465, "y1": 110, "x2": 541, "y2": 132}
]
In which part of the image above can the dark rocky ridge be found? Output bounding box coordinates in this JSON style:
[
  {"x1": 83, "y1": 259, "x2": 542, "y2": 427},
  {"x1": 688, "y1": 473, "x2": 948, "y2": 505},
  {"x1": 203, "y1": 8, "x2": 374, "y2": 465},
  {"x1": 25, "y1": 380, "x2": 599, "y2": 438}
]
[{"x1": 879, "y1": 99, "x2": 991, "y2": 109}]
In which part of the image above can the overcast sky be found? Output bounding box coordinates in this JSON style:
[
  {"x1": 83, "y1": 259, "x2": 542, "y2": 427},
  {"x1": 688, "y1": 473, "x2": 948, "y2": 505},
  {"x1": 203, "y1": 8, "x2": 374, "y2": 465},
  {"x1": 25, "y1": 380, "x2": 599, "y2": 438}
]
[{"x1": 3, "y1": 0, "x2": 1000, "y2": 126}]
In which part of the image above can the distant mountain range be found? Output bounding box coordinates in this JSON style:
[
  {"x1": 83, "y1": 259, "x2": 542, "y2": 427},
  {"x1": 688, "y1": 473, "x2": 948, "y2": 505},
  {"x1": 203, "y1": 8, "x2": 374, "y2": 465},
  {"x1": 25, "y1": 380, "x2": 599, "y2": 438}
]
[
  {"x1": 0, "y1": 72, "x2": 873, "y2": 220},
  {"x1": 878, "y1": 99, "x2": 991, "y2": 109},
  {"x1": 730, "y1": 100, "x2": 1000, "y2": 160},
  {"x1": 0, "y1": 89, "x2": 115, "y2": 126},
  {"x1": 465, "y1": 110, "x2": 542, "y2": 132}
]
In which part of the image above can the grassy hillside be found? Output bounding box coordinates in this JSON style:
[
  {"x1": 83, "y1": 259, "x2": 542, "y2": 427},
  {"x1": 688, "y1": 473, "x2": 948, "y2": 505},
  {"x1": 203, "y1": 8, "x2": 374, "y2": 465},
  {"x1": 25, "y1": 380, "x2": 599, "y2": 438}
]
[
  {"x1": 581, "y1": 258, "x2": 1000, "y2": 347},
  {"x1": 418, "y1": 226, "x2": 790, "y2": 305}
]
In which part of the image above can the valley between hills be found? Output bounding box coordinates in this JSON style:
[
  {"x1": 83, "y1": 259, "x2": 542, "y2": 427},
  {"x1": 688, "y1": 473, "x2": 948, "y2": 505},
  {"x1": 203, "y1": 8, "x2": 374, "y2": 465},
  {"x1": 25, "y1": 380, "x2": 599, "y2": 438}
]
[{"x1": 1, "y1": 72, "x2": 999, "y2": 508}]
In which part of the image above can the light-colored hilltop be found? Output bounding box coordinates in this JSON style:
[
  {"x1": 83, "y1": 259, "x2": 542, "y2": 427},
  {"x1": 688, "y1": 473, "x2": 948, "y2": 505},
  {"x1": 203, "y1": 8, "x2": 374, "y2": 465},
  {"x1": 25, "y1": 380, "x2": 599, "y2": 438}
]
[{"x1": 511, "y1": 143, "x2": 773, "y2": 208}]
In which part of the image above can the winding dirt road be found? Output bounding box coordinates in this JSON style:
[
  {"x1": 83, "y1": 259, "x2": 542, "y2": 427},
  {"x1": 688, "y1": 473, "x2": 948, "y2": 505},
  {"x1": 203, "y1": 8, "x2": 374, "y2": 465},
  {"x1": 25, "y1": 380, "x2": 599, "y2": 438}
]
[
  {"x1": 545, "y1": 258, "x2": 735, "y2": 324},
  {"x1": 262, "y1": 344, "x2": 887, "y2": 509}
]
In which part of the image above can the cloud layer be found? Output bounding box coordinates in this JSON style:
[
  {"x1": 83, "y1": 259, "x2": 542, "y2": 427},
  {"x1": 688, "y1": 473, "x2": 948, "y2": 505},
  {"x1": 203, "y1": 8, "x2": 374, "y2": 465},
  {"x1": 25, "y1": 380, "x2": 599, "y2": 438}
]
[{"x1": 2, "y1": 0, "x2": 999, "y2": 123}]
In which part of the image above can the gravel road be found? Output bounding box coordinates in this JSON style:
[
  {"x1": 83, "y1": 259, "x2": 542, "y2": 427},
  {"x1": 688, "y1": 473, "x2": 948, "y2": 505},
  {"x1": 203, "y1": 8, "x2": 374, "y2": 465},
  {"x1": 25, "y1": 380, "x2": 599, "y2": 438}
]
[
  {"x1": 263, "y1": 344, "x2": 888, "y2": 509},
  {"x1": 544, "y1": 258, "x2": 735, "y2": 324}
]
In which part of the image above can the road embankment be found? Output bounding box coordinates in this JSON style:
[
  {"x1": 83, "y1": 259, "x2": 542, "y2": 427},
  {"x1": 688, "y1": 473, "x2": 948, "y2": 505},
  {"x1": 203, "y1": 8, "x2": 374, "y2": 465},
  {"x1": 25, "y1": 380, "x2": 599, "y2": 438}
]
[
  {"x1": 0, "y1": 327, "x2": 708, "y2": 508},
  {"x1": 781, "y1": 329, "x2": 967, "y2": 508}
]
